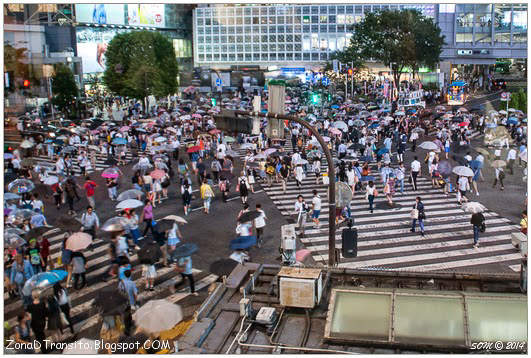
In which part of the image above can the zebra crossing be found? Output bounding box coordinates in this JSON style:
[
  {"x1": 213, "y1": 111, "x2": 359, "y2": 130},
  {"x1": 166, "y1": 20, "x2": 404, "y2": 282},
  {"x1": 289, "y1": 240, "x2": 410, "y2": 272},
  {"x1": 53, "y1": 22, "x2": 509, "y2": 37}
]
[
  {"x1": 5, "y1": 226, "x2": 218, "y2": 347},
  {"x1": 258, "y1": 141, "x2": 522, "y2": 273},
  {"x1": 33, "y1": 151, "x2": 136, "y2": 177}
]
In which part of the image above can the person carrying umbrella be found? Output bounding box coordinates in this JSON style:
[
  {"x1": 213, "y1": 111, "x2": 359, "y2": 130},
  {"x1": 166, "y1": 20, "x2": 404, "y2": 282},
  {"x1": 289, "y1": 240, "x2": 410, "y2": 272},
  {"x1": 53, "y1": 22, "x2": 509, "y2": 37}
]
[
  {"x1": 10, "y1": 254, "x2": 34, "y2": 306},
  {"x1": 83, "y1": 176, "x2": 98, "y2": 209},
  {"x1": 470, "y1": 211, "x2": 486, "y2": 249},
  {"x1": 293, "y1": 195, "x2": 309, "y2": 237},
  {"x1": 174, "y1": 256, "x2": 197, "y2": 296}
]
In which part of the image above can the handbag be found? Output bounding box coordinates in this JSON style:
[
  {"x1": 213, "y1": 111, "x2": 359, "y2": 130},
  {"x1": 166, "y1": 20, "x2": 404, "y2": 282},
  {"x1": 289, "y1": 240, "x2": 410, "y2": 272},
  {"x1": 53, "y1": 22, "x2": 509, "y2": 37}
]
[
  {"x1": 408, "y1": 175, "x2": 412, "y2": 184},
  {"x1": 410, "y1": 203, "x2": 419, "y2": 219},
  {"x1": 479, "y1": 222, "x2": 486, "y2": 233}
]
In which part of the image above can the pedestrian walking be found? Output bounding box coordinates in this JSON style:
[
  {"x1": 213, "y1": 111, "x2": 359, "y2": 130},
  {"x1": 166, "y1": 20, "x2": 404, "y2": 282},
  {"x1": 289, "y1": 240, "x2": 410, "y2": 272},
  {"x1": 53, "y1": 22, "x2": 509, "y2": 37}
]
[
  {"x1": 410, "y1": 196, "x2": 426, "y2": 236},
  {"x1": 166, "y1": 222, "x2": 182, "y2": 261},
  {"x1": 10, "y1": 254, "x2": 34, "y2": 307},
  {"x1": 106, "y1": 177, "x2": 118, "y2": 201},
  {"x1": 294, "y1": 164, "x2": 304, "y2": 189},
  {"x1": 181, "y1": 181, "x2": 192, "y2": 216},
  {"x1": 237, "y1": 171, "x2": 250, "y2": 204},
  {"x1": 37, "y1": 235, "x2": 50, "y2": 271},
  {"x1": 200, "y1": 178, "x2": 215, "y2": 214},
  {"x1": 254, "y1": 203, "x2": 267, "y2": 247},
  {"x1": 175, "y1": 256, "x2": 197, "y2": 295},
  {"x1": 71, "y1": 252, "x2": 87, "y2": 289},
  {"x1": 410, "y1": 156, "x2": 421, "y2": 191},
  {"x1": 279, "y1": 162, "x2": 290, "y2": 193},
  {"x1": 492, "y1": 167, "x2": 505, "y2": 191},
  {"x1": 64, "y1": 177, "x2": 81, "y2": 215},
  {"x1": 457, "y1": 175, "x2": 470, "y2": 204},
  {"x1": 53, "y1": 283, "x2": 74, "y2": 335},
  {"x1": 140, "y1": 199, "x2": 155, "y2": 237},
  {"x1": 507, "y1": 148, "x2": 517, "y2": 175},
  {"x1": 27, "y1": 291, "x2": 49, "y2": 353},
  {"x1": 118, "y1": 269, "x2": 137, "y2": 335},
  {"x1": 81, "y1": 206, "x2": 99, "y2": 239},
  {"x1": 293, "y1": 195, "x2": 309, "y2": 236},
  {"x1": 395, "y1": 162, "x2": 406, "y2": 194},
  {"x1": 83, "y1": 176, "x2": 98, "y2": 209},
  {"x1": 46, "y1": 292, "x2": 63, "y2": 341},
  {"x1": 365, "y1": 181, "x2": 378, "y2": 213},
  {"x1": 470, "y1": 211, "x2": 486, "y2": 248},
  {"x1": 311, "y1": 189, "x2": 322, "y2": 229}
]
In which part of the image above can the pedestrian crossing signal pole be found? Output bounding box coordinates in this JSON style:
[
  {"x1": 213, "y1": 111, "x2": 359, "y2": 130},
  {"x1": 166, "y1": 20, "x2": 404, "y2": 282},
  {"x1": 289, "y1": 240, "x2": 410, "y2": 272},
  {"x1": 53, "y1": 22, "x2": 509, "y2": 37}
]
[{"x1": 233, "y1": 110, "x2": 338, "y2": 267}]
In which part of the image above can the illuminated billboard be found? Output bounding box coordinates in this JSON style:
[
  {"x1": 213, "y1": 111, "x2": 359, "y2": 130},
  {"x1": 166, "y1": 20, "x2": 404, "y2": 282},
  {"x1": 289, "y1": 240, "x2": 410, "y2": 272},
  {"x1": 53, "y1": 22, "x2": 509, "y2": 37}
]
[
  {"x1": 75, "y1": 4, "x2": 126, "y2": 25},
  {"x1": 127, "y1": 4, "x2": 165, "y2": 28},
  {"x1": 76, "y1": 27, "x2": 130, "y2": 74}
]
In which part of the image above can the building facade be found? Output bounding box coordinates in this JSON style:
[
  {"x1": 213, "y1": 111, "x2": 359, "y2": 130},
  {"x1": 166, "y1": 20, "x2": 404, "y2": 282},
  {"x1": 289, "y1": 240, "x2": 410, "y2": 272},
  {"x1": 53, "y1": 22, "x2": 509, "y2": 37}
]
[{"x1": 193, "y1": 3, "x2": 527, "y2": 86}]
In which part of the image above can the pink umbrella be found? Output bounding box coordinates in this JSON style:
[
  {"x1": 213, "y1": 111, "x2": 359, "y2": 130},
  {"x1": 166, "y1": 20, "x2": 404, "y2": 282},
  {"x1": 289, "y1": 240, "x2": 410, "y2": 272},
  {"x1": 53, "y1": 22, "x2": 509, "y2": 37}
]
[
  {"x1": 120, "y1": 126, "x2": 130, "y2": 132},
  {"x1": 209, "y1": 129, "x2": 221, "y2": 135},
  {"x1": 150, "y1": 169, "x2": 165, "y2": 179},
  {"x1": 264, "y1": 148, "x2": 277, "y2": 155},
  {"x1": 101, "y1": 167, "x2": 121, "y2": 178},
  {"x1": 296, "y1": 249, "x2": 311, "y2": 262},
  {"x1": 328, "y1": 128, "x2": 341, "y2": 135},
  {"x1": 192, "y1": 114, "x2": 202, "y2": 119},
  {"x1": 66, "y1": 232, "x2": 92, "y2": 252},
  {"x1": 90, "y1": 130, "x2": 100, "y2": 135}
]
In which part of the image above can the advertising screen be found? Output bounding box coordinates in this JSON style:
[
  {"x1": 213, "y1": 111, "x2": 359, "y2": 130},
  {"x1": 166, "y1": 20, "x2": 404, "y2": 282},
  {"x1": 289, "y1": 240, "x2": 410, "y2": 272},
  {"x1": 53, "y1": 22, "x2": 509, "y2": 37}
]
[
  {"x1": 127, "y1": 4, "x2": 165, "y2": 28},
  {"x1": 76, "y1": 27, "x2": 130, "y2": 74},
  {"x1": 75, "y1": 4, "x2": 125, "y2": 25}
]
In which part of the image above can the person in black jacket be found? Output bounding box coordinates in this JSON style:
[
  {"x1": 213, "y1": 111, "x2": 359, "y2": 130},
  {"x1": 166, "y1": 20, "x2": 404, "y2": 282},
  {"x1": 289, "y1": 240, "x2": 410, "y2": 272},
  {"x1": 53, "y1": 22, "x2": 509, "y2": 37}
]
[
  {"x1": 411, "y1": 196, "x2": 426, "y2": 236},
  {"x1": 471, "y1": 211, "x2": 485, "y2": 248}
]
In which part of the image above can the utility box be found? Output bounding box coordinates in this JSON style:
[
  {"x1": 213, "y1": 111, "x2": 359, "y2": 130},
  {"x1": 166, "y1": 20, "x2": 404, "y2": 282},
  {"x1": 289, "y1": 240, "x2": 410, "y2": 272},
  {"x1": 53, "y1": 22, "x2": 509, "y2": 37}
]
[
  {"x1": 267, "y1": 82, "x2": 286, "y2": 139},
  {"x1": 278, "y1": 267, "x2": 323, "y2": 309}
]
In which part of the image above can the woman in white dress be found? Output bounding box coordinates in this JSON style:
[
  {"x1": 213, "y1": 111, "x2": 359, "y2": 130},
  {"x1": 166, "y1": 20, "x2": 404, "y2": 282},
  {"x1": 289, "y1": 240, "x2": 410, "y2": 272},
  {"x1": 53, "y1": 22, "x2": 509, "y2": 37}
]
[{"x1": 346, "y1": 163, "x2": 357, "y2": 194}]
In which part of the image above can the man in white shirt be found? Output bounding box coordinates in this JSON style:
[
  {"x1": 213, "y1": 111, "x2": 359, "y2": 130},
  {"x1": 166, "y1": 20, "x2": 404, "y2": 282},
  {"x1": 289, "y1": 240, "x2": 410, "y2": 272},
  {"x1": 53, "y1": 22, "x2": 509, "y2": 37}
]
[
  {"x1": 506, "y1": 148, "x2": 517, "y2": 175},
  {"x1": 410, "y1": 156, "x2": 421, "y2": 191},
  {"x1": 410, "y1": 131, "x2": 419, "y2": 152},
  {"x1": 254, "y1": 203, "x2": 267, "y2": 248},
  {"x1": 457, "y1": 176, "x2": 470, "y2": 204},
  {"x1": 311, "y1": 190, "x2": 322, "y2": 229},
  {"x1": 337, "y1": 141, "x2": 347, "y2": 159}
]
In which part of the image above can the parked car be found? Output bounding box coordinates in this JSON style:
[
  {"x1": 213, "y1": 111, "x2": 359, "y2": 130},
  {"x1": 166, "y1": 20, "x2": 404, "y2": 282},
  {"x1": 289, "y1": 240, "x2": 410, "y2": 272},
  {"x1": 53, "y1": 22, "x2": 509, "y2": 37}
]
[{"x1": 492, "y1": 78, "x2": 507, "y2": 91}]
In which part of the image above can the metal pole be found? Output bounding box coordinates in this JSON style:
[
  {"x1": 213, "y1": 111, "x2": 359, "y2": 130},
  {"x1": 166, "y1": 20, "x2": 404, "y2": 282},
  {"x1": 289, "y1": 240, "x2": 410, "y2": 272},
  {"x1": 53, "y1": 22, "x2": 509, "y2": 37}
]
[
  {"x1": 350, "y1": 62, "x2": 354, "y2": 98},
  {"x1": 233, "y1": 110, "x2": 337, "y2": 267}
]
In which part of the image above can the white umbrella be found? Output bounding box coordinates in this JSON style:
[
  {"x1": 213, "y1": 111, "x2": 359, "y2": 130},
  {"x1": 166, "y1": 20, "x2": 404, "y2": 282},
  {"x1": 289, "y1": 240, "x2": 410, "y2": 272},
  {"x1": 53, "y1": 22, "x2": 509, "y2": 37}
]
[
  {"x1": 498, "y1": 110, "x2": 507, "y2": 115},
  {"x1": 161, "y1": 215, "x2": 188, "y2": 224},
  {"x1": 508, "y1": 108, "x2": 516, "y2": 113},
  {"x1": 65, "y1": 232, "x2": 93, "y2": 252},
  {"x1": 457, "y1": 107, "x2": 468, "y2": 113},
  {"x1": 240, "y1": 143, "x2": 255, "y2": 150},
  {"x1": 133, "y1": 299, "x2": 183, "y2": 334},
  {"x1": 20, "y1": 140, "x2": 34, "y2": 149},
  {"x1": 42, "y1": 176, "x2": 59, "y2": 185},
  {"x1": 452, "y1": 166, "x2": 474, "y2": 177},
  {"x1": 462, "y1": 202, "x2": 486, "y2": 214},
  {"x1": 117, "y1": 189, "x2": 145, "y2": 201},
  {"x1": 332, "y1": 121, "x2": 348, "y2": 132},
  {"x1": 395, "y1": 111, "x2": 405, "y2": 116},
  {"x1": 116, "y1": 199, "x2": 144, "y2": 210},
  {"x1": 63, "y1": 338, "x2": 98, "y2": 354},
  {"x1": 154, "y1": 136, "x2": 167, "y2": 142},
  {"x1": 419, "y1": 141, "x2": 439, "y2": 151}
]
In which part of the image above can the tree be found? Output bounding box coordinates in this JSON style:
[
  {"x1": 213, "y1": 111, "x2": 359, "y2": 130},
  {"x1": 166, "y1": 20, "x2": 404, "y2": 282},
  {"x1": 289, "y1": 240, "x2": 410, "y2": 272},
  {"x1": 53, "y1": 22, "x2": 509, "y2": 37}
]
[
  {"x1": 342, "y1": 9, "x2": 445, "y2": 86},
  {"x1": 4, "y1": 44, "x2": 40, "y2": 94},
  {"x1": 51, "y1": 63, "x2": 78, "y2": 114},
  {"x1": 103, "y1": 30, "x2": 178, "y2": 99},
  {"x1": 509, "y1": 89, "x2": 527, "y2": 113}
]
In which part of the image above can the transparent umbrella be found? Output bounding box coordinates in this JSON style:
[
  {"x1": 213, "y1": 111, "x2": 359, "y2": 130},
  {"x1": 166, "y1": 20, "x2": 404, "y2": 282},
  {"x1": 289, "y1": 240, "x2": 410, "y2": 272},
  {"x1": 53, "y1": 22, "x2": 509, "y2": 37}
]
[
  {"x1": 8, "y1": 179, "x2": 35, "y2": 194},
  {"x1": 101, "y1": 216, "x2": 127, "y2": 232},
  {"x1": 117, "y1": 189, "x2": 144, "y2": 202}
]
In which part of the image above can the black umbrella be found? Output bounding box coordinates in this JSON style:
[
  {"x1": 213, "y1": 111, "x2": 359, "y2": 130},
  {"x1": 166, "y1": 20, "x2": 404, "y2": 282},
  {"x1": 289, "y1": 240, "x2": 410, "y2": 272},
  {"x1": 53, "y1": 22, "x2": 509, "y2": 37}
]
[
  {"x1": 93, "y1": 287, "x2": 129, "y2": 316},
  {"x1": 170, "y1": 243, "x2": 198, "y2": 260},
  {"x1": 104, "y1": 157, "x2": 118, "y2": 166},
  {"x1": 25, "y1": 226, "x2": 54, "y2": 240},
  {"x1": 137, "y1": 241, "x2": 162, "y2": 265},
  {"x1": 238, "y1": 210, "x2": 261, "y2": 223},
  {"x1": 209, "y1": 259, "x2": 239, "y2": 277}
]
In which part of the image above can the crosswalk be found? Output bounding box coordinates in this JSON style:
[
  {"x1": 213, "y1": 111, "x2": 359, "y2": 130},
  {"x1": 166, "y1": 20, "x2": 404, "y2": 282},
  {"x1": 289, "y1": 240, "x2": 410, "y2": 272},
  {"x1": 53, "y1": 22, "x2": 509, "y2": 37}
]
[
  {"x1": 258, "y1": 141, "x2": 522, "y2": 273},
  {"x1": 5, "y1": 227, "x2": 217, "y2": 348},
  {"x1": 34, "y1": 151, "x2": 135, "y2": 177}
]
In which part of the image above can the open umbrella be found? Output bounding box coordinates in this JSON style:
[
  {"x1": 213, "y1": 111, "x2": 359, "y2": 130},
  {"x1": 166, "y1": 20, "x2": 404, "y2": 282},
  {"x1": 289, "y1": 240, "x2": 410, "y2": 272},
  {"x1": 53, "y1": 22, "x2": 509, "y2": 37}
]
[
  {"x1": 22, "y1": 270, "x2": 68, "y2": 297},
  {"x1": 462, "y1": 202, "x2": 487, "y2": 214},
  {"x1": 117, "y1": 189, "x2": 144, "y2": 201},
  {"x1": 419, "y1": 141, "x2": 439, "y2": 151},
  {"x1": 4, "y1": 153, "x2": 14, "y2": 160},
  {"x1": 101, "y1": 216, "x2": 127, "y2": 232},
  {"x1": 457, "y1": 107, "x2": 468, "y2": 113},
  {"x1": 376, "y1": 147, "x2": 389, "y2": 155},
  {"x1": 65, "y1": 232, "x2": 92, "y2": 252},
  {"x1": 24, "y1": 226, "x2": 54, "y2": 240},
  {"x1": 116, "y1": 199, "x2": 144, "y2": 210},
  {"x1": 12, "y1": 209, "x2": 36, "y2": 221},
  {"x1": 159, "y1": 215, "x2": 188, "y2": 224},
  {"x1": 42, "y1": 176, "x2": 59, "y2": 185},
  {"x1": 6, "y1": 235, "x2": 26, "y2": 249},
  {"x1": 491, "y1": 160, "x2": 506, "y2": 169},
  {"x1": 412, "y1": 127, "x2": 425, "y2": 135},
  {"x1": 112, "y1": 137, "x2": 127, "y2": 145},
  {"x1": 20, "y1": 140, "x2": 35, "y2": 149},
  {"x1": 8, "y1": 179, "x2": 35, "y2": 194},
  {"x1": 5, "y1": 227, "x2": 26, "y2": 236},
  {"x1": 132, "y1": 162, "x2": 153, "y2": 172},
  {"x1": 186, "y1": 145, "x2": 201, "y2": 153},
  {"x1": 93, "y1": 287, "x2": 129, "y2": 315},
  {"x1": 332, "y1": 121, "x2": 348, "y2": 131},
  {"x1": 4, "y1": 193, "x2": 21, "y2": 201},
  {"x1": 498, "y1": 110, "x2": 507, "y2": 115},
  {"x1": 137, "y1": 241, "x2": 162, "y2": 264},
  {"x1": 224, "y1": 136, "x2": 236, "y2": 143},
  {"x1": 452, "y1": 166, "x2": 474, "y2": 177},
  {"x1": 352, "y1": 119, "x2": 365, "y2": 127},
  {"x1": 475, "y1": 148, "x2": 490, "y2": 157},
  {"x1": 238, "y1": 210, "x2": 262, "y2": 223},
  {"x1": 230, "y1": 236, "x2": 257, "y2": 250},
  {"x1": 240, "y1": 143, "x2": 255, "y2": 150},
  {"x1": 150, "y1": 169, "x2": 165, "y2": 179},
  {"x1": 507, "y1": 117, "x2": 519, "y2": 125},
  {"x1": 63, "y1": 338, "x2": 98, "y2": 355},
  {"x1": 133, "y1": 299, "x2": 183, "y2": 334},
  {"x1": 101, "y1": 167, "x2": 121, "y2": 178},
  {"x1": 170, "y1": 243, "x2": 198, "y2": 260}
]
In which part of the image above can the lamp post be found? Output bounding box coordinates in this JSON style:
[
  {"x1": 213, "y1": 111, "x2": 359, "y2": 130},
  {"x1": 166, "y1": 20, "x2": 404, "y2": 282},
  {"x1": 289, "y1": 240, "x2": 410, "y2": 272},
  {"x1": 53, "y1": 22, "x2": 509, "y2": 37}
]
[{"x1": 232, "y1": 110, "x2": 338, "y2": 267}]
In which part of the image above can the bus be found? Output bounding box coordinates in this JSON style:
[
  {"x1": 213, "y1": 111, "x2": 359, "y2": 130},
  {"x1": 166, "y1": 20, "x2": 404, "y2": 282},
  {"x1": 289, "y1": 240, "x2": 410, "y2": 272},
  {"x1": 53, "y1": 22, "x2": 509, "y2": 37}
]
[{"x1": 447, "y1": 81, "x2": 467, "y2": 106}]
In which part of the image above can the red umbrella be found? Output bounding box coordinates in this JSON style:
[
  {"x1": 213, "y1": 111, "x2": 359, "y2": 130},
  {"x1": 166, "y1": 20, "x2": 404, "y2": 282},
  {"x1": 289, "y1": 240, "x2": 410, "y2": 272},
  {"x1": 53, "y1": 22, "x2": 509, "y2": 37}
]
[
  {"x1": 150, "y1": 169, "x2": 165, "y2": 179},
  {"x1": 458, "y1": 122, "x2": 469, "y2": 127},
  {"x1": 187, "y1": 146, "x2": 201, "y2": 153}
]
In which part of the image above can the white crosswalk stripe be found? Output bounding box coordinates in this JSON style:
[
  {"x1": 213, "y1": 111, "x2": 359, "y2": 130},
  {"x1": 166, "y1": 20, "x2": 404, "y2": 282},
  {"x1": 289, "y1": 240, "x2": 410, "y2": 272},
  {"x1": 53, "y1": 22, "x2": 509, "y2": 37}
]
[
  {"x1": 33, "y1": 151, "x2": 135, "y2": 176},
  {"x1": 5, "y1": 227, "x2": 217, "y2": 347},
  {"x1": 255, "y1": 140, "x2": 521, "y2": 273}
]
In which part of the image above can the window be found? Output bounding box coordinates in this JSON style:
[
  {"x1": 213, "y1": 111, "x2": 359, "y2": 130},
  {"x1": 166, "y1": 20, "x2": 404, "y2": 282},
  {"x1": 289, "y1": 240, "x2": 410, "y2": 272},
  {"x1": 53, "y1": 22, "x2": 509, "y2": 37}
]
[
  {"x1": 253, "y1": 17, "x2": 259, "y2": 24},
  {"x1": 345, "y1": 15, "x2": 355, "y2": 24},
  {"x1": 222, "y1": 45, "x2": 227, "y2": 52},
  {"x1": 197, "y1": 18, "x2": 204, "y2": 26},
  {"x1": 456, "y1": 33, "x2": 474, "y2": 42},
  {"x1": 312, "y1": 15, "x2": 319, "y2": 23},
  {"x1": 311, "y1": 6, "x2": 318, "y2": 14},
  {"x1": 253, "y1": 35, "x2": 260, "y2": 42},
  {"x1": 286, "y1": 34, "x2": 293, "y2": 42},
  {"x1": 278, "y1": 16, "x2": 284, "y2": 24},
  {"x1": 320, "y1": 15, "x2": 328, "y2": 23},
  {"x1": 269, "y1": 16, "x2": 276, "y2": 24},
  {"x1": 303, "y1": 53, "x2": 310, "y2": 61},
  {"x1": 278, "y1": 44, "x2": 285, "y2": 51},
  {"x1": 237, "y1": 44, "x2": 243, "y2": 51},
  {"x1": 294, "y1": 34, "x2": 301, "y2": 42},
  {"x1": 320, "y1": 25, "x2": 327, "y2": 32},
  {"x1": 355, "y1": 6, "x2": 362, "y2": 14},
  {"x1": 270, "y1": 26, "x2": 276, "y2": 33},
  {"x1": 319, "y1": 35, "x2": 328, "y2": 50},
  {"x1": 286, "y1": 44, "x2": 293, "y2": 51},
  {"x1": 302, "y1": 35, "x2": 311, "y2": 50},
  {"x1": 244, "y1": 17, "x2": 251, "y2": 25},
  {"x1": 329, "y1": 15, "x2": 336, "y2": 23},
  {"x1": 328, "y1": 34, "x2": 336, "y2": 51},
  {"x1": 303, "y1": 15, "x2": 310, "y2": 23},
  {"x1": 294, "y1": 53, "x2": 301, "y2": 60},
  {"x1": 221, "y1": 54, "x2": 228, "y2": 61},
  {"x1": 237, "y1": 53, "x2": 243, "y2": 61},
  {"x1": 337, "y1": 14, "x2": 345, "y2": 24},
  {"x1": 262, "y1": 35, "x2": 268, "y2": 42},
  {"x1": 494, "y1": 4, "x2": 512, "y2": 43},
  {"x1": 312, "y1": 53, "x2": 319, "y2": 61},
  {"x1": 262, "y1": 44, "x2": 268, "y2": 51},
  {"x1": 221, "y1": 35, "x2": 227, "y2": 43},
  {"x1": 278, "y1": 25, "x2": 285, "y2": 33},
  {"x1": 253, "y1": 44, "x2": 259, "y2": 51},
  {"x1": 261, "y1": 53, "x2": 268, "y2": 61},
  {"x1": 295, "y1": 43, "x2": 302, "y2": 51},
  {"x1": 269, "y1": 34, "x2": 276, "y2": 42},
  {"x1": 269, "y1": 53, "x2": 276, "y2": 60},
  {"x1": 311, "y1": 33, "x2": 319, "y2": 49},
  {"x1": 286, "y1": 16, "x2": 293, "y2": 24},
  {"x1": 236, "y1": 36, "x2": 243, "y2": 43},
  {"x1": 245, "y1": 35, "x2": 251, "y2": 43},
  {"x1": 278, "y1": 34, "x2": 285, "y2": 42},
  {"x1": 337, "y1": 36, "x2": 346, "y2": 50},
  {"x1": 286, "y1": 53, "x2": 293, "y2": 60},
  {"x1": 253, "y1": 53, "x2": 259, "y2": 61},
  {"x1": 244, "y1": 44, "x2": 251, "y2": 52}
]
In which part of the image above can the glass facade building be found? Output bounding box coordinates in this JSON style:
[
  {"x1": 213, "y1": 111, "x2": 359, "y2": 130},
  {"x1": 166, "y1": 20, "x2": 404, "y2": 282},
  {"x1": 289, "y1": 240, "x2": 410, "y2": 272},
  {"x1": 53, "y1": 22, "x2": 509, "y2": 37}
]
[
  {"x1": 193, "y1": 4, "x2": 527, "y2": 68},
  {"x1": 193, "y1": 4, "x2": 436, "y2": 65}
]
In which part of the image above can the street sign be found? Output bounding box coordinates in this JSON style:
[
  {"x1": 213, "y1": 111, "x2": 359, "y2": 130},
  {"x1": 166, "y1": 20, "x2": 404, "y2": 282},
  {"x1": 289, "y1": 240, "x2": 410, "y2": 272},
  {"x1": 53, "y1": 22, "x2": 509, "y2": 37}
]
[
  {"x1": 500, "y1": 92, "x2": 511, "y2": 101},
  {"x1": 216, "y1": 78, "x2": 222, "y2": 87},
  {"x1": 322, "y1": 77, "x2": 330, "y2": 86}
]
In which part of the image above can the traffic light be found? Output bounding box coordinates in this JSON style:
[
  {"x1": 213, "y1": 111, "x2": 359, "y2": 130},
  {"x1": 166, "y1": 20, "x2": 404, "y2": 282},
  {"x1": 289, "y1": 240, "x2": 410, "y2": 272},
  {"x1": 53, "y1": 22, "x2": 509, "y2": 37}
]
[
  {"x1": 211, "y1": 98, "x2": 217, "y2": 106},
  {"x1": 348, "y1": 69, "x2": 353, "y2": 76},
  {"x1": 23, "y1": 80, "x2": 30, "y2": 88},
  {"x1": 328, "y1": 93, "x2": 332, "y2": 101},
  {"x1": 311, "y1": 93, "x2": 320, "y2": 104}
]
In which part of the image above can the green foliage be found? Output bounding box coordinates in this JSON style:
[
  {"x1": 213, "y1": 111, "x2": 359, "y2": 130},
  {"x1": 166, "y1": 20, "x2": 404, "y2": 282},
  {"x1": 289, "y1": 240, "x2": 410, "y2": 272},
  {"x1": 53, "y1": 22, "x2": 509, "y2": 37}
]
[
  {"x1": 51, "y1": 63, "x2": 78, "y2": 113},
  {"x1": 103, "y1": 30, "x2": 178, "y2": 99},
  {"x1": 4, "y1": 44, "x2": 40, "y2": 93},
  {"x1": 509, "y1": 89, "x2": 527, "y2": 113},
  {"x1": 342, "y1": 10, "x2": 445, "y2": 85}
]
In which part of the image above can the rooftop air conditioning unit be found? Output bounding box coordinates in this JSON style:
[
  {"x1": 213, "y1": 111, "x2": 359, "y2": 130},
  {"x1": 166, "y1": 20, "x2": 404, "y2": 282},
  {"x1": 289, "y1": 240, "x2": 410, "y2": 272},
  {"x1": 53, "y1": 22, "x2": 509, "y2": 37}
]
[{"x1": 278, "y1": 267, "x2": 322, "y2": 309}]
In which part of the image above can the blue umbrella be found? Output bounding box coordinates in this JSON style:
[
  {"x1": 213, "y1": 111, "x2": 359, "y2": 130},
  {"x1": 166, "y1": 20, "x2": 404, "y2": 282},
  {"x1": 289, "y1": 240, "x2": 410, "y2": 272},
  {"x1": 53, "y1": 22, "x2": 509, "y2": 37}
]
[
  {"x1": 360, "y1": 175, "x2": 375, "y2": 182},
  {"x1": 22, "y1": 270, "x2": 68, "y2": 296},
  {"x1": 4, "y1": 153, "x2": 13, "y2": 160},
  {"x1": 377, "y1": 147, "x2": 389, "y2": 155},
  {"x1": 407, "y1": 109, "x2": 417, "y2": 114},
  {"x1": 331, "y1": 104, "x2": 340, "y2": 109},
  {"x1": 44, "y1": 139, "x2": 53, "y2": 144},
  {"x1": 112, "y1": 138, "x2": 127, "y2": 145},
  {"x1": 507, "y1": 117, "x2": 519, "y2": 125},
  {"x1": 230, "y1": 236, "x2": 257, "y2": 250},
  {"x1": 369, "y1": 123, "x2": 380, "y2": 129}
]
